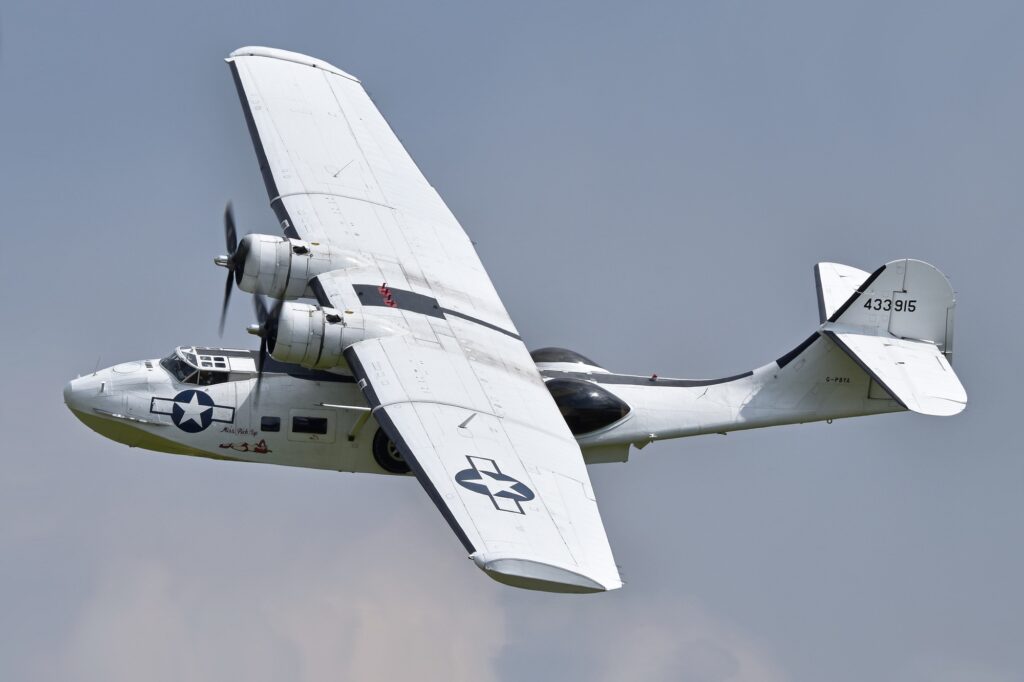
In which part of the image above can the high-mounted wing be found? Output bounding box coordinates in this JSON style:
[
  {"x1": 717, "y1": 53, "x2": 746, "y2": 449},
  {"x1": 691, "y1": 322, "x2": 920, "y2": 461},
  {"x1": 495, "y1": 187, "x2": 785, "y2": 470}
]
[
  {"x1": 227, "y1": 47, "x2": 622, "y2": 592},
  {"x1": 344, "y1": 336, "x2": 622, "y2": 593}
]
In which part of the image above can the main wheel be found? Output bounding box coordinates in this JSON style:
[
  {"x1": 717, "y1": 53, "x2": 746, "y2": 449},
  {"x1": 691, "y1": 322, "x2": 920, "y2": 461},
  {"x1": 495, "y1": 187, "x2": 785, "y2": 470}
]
[{"x1": 372, "y1": 428, "x2": 411, "y2": 474}]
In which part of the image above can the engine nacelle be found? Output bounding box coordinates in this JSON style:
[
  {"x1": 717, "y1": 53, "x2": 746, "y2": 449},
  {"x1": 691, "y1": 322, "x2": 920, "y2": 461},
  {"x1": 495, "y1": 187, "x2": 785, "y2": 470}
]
[
  {"x1": 267, "y1": 302, "x2": 396, "y2": 369},
  {"x1": 235, "y1": 234, "x2": 337, "y2": 300}
]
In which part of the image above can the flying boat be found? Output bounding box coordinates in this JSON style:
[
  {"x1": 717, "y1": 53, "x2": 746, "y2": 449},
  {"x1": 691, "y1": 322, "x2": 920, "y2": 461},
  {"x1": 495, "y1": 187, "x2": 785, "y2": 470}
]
[{"x1": 64, "y1": 47, "x2": 967, "y2": 593}]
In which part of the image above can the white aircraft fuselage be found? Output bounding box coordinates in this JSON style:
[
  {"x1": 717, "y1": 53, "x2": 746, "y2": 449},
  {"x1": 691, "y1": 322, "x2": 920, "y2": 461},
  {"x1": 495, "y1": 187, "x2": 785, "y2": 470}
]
[{"x1": 64, "y1": 337, "x2": 902, "y2": 476}]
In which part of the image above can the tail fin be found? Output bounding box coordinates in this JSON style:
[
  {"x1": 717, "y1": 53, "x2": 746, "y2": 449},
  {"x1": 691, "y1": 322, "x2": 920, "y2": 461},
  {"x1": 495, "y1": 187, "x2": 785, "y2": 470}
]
[
  {"x1": 814, "y1": 262, "x2": 870, "y2": 323},
  {"x1": 825, "y1": 259, "x2": 956, "y2": 359},
  {"x1": 819, "y1": 259, "x2": 965, "y2": 416}
]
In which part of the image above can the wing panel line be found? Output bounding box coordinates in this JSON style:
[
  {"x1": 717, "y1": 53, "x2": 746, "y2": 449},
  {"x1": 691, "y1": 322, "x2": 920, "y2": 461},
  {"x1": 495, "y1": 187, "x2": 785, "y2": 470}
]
[
  {"x1": 441, "y1": 308, "x2": 521, "y2": 339},
  {"x1": 274, "y1": 190, "x2": 395, "y2": 211},
  {"x1": 322, "y1": 69, "x2": 396, "y2": 209},
  {"x1": 370, "y1": 400, "x2": 498, "y2": 417}
]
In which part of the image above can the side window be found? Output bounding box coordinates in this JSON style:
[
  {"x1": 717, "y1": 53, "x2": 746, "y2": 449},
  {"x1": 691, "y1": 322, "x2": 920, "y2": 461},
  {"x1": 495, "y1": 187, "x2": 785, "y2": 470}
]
[
  {"x1": 261, "y1": 416, "x2": 281, "y2": 432},
  {"x1": 287, "y1": 409, "x2": 335, "y2": 444},
  {"x1": 292, "y1": 416, "x2": 328, "y2": 434},
  {"x1": 196, "y1": 371, "x2": 228, "y2": 386}
]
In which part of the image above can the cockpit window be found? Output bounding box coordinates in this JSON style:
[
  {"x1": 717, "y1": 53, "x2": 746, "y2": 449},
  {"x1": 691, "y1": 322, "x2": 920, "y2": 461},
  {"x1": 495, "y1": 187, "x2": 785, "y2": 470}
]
[
  {"x1": 160, "y1": 354, "x2": 195, "y2": 383},
  {"x1": 161, "y1": 350, "x2": 232, "y2": 385},
  {"x1": 546, "y1": 378, "x2": 631, "y2": 435},
  {"x1": 198, "y1": 354, "x2": 229, "y2": 370}
]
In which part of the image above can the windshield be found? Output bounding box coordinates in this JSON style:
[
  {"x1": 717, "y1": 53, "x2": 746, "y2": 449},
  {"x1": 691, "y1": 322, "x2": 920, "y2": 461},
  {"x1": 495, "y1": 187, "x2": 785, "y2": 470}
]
[
  {"x1": 160, "y1": 350, "x2": 232, "y2": 385},
  {"x1": 160, "y1": 353, "x2": 196, "y2": 383}
]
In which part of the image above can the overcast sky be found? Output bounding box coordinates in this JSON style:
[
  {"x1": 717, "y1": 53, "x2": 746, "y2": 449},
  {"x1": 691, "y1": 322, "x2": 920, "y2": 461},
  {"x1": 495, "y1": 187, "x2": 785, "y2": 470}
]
[{"x1": 2, "y1": 1, "x2": 1023, "y2": 680}]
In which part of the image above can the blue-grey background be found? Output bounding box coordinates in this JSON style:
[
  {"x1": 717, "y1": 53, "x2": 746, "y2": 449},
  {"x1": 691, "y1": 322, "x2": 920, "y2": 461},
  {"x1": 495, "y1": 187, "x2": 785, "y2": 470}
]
[{"x1": 2, "y1": 2, "x2": 1021, "y2": 680}]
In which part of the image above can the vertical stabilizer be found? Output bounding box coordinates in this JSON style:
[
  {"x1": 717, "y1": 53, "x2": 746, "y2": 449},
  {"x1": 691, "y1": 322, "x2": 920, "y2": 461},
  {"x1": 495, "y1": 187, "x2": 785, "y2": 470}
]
[
  {"x1": 814, "y1": 262, "x2": 870, "y2": 323},
  {"x1": 826, "y1": 259, "x2": 956, "y2": 360},
  {"x1": 822, "y1": 259, "x2": 965, "y2": 415}
]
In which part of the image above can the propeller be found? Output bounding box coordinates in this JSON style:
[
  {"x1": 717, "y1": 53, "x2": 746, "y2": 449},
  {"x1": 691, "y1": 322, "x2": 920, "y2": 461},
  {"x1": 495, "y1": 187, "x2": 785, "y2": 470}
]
[
  {"x1": 247, "y1": 294, "x2": 285, "y2": 403},
  {"x1": 214, "y1": 202, "x2": 250, "y2": 336}
]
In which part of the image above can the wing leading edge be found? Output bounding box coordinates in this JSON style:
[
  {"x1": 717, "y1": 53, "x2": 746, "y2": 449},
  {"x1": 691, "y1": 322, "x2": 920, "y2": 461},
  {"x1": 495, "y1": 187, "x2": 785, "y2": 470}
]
[{"x1": 227, "y1": 47, "x2": 622, "y2": 592}]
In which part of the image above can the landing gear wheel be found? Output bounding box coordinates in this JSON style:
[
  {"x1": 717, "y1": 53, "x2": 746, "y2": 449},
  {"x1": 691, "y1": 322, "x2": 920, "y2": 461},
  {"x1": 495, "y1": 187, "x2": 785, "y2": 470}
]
[{"x1": 372, "y1": 428, "x2": 411, "y2": 474}]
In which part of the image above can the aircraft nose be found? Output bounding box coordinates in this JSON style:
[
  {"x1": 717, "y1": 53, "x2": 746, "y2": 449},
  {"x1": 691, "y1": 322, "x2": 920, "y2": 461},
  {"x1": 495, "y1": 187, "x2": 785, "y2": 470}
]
[
  {"x1": 64, "y1": 375, "x2": 94, "y2": 413},
  {"x1": 63, "y1": 371, "x2": 117, "y2": 415}
]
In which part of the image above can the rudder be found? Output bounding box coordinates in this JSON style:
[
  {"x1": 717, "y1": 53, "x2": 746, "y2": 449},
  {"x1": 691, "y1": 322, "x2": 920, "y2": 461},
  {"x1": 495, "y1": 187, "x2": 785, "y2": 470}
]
[
  {"x1": 821, "y1": 259, "x2": 965, "y2": 416},
  {"x1": 827, "y1": 259, "x2": 956, "y2": 361}
]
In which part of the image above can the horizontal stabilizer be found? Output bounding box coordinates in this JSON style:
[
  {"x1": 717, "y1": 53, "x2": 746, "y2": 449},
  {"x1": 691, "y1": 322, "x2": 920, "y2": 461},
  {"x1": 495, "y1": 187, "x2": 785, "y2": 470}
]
[
  {"x1": 815, "y1": 262, "x2": 870, "y2": 323},
  {"x1": 824, "y1": 330, "x2": 967, "y2": 416}
]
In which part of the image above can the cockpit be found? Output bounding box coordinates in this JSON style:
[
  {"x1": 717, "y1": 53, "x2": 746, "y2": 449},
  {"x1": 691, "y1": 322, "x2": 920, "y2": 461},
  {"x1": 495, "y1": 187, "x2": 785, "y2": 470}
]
[{"x1": 158, "y1": 347, "x2": 257, "y2": 385}]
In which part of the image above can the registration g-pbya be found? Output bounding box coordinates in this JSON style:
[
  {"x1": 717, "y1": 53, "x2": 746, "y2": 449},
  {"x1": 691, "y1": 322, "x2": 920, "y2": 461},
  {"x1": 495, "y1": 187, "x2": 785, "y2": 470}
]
[{"x1": 65, "y1": 47, "x2": 967, "y2": 594}]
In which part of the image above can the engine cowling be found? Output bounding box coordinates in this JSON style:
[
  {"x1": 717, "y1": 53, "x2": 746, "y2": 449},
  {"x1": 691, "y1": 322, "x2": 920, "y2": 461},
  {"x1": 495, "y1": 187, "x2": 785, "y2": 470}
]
[
  {"x1": 234, "y1": 234, "x2": 340, "y2": 300},
  {"x1": 265, "y1": 302, "x2": 397, "y2": 369}
]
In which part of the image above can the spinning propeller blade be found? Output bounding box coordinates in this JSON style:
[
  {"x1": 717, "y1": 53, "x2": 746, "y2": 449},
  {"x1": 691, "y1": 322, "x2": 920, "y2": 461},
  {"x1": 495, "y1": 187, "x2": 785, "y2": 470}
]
[
  {"x1": 251, "y1": 294, "x2": 284, "y2": 403},
  {"x1": 217, "y1": 202, "x2": 246, "y2": 337},
  {"x1": 219, "y1": 271, "x2": 234, "y2": 337},
  {"x1": 224, "y1": 202, "x2": 238, "y2": 255}
]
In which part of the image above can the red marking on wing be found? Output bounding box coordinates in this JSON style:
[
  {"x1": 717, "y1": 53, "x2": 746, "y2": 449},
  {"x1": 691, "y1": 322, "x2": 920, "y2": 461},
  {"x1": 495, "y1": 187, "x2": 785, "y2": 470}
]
[{"x1": 379, "y1": 282, "x2": 398, "y2": 308}]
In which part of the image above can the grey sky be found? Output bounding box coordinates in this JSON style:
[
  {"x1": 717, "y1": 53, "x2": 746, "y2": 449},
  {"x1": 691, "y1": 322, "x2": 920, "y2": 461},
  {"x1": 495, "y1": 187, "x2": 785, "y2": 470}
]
[{"x1": 2, "y1": 1, "x2": 1022, "y2": 680}]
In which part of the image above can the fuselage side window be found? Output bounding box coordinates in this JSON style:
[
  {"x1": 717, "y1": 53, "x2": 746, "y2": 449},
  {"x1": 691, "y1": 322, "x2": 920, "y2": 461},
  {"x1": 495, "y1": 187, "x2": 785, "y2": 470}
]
[
  {"x1": 196, "y1": 370, "x2": 229, "y2": 386},
  {"x1": 261, "y1": 416, "x2": 281, "y2": 432},
  {"x1": 292, "y1": 416, "x2": 328, "y2": 435}
]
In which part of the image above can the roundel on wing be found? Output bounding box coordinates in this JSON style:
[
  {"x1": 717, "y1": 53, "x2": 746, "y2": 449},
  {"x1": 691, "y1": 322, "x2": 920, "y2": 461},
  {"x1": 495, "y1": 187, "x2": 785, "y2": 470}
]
[{"x1": 455, "y1": 468, "x2": 535, "y2": 503}]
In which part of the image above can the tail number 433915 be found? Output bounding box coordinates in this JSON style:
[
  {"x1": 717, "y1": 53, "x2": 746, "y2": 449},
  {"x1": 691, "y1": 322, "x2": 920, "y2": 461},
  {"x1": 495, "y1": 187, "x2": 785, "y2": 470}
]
[{"x1": 863, "y1": 298, "x2": 917, "y2": 312}]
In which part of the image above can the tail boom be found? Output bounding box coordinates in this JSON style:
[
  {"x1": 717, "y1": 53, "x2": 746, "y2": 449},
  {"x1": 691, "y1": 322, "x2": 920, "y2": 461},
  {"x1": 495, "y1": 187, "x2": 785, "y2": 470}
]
[{"x1": 562, "y1": 258, "x2": 966, "y2": 459}]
